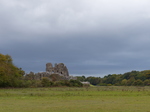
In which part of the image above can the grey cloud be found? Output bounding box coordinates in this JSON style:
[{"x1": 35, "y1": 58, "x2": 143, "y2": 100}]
[{"x1": 1, "y1": 0, "x2": 150, "y2": 77}]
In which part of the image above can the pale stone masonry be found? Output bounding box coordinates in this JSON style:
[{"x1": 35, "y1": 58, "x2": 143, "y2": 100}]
[
  {"x1": 46, "y1": 63, "x2": 69, "y2": 76},
  {"x1": 26, "y1": 63, "x2": 76, "y2": 80}
]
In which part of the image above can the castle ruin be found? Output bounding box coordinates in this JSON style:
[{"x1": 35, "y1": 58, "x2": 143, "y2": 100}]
[
  {"x1": 26, "y1": 63, "x2": 76, "y2": 80},
  {"x1": 46, "y1": 63, "x2": 69, "y2": 76}
]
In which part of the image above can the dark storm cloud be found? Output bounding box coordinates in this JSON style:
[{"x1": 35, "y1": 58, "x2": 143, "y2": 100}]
[{"x1": 1, "y1": 0, "x2": 150, "y2": 77}]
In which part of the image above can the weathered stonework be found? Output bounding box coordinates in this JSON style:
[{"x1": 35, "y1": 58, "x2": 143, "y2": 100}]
[
  {"x1": 46, "y1": 63, "x2": 69, "y2": 76},
  {"x1": 46, "y1": 63, "x2": 53, "y2": 73},
  {"x1": 26, "y1": 63, "x2": 76, "y2": 80}
]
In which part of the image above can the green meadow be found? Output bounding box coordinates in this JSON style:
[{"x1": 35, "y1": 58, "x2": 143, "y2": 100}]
[{"x1": 0, "y1": 86, "x2": 150, "y2": 112}]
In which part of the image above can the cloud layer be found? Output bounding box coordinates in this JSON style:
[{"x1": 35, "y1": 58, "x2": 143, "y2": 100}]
[{"x1": 1, "y1": 0, "x2": 150, "y2": 76}]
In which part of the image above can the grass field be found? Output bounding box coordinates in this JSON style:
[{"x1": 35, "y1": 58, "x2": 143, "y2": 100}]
[{"x1": 0, "y1": 86, "x2": 150, "y2": 112}]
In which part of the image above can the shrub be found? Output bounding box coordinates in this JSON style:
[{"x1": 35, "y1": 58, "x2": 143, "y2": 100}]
[
  {"x1": 69, "y1": 79, "x2": 83, "y2": 87},
  {"x1": 41, "y1": 77, "x2": 50, "y2": 87},
  {"x1": 143, "y1": 79, "x2": 150, "y2": 86}
]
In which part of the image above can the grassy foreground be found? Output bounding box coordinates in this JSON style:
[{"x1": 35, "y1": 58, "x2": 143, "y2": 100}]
[{"x1": 0, "y1": 86, "x2": 150, "y2": 112}]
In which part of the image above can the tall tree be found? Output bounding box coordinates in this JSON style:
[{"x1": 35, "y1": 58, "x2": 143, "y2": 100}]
[{"x1": 0, "y1": 53, "x2": 25, "y2": 87}]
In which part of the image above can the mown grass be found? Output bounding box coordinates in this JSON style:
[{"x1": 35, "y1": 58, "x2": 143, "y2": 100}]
[{"x1": 0, "y1": 86, "x2": 150, "y2": 112}]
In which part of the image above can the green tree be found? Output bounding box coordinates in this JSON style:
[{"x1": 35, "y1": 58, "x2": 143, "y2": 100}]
[
  {"x1": 121, "y1": 79, "x2": 128, "y2": 86},
  {"x1": 126, "y1": 77, "x2": 135, "y2": 86},
  {"x1": 143, "y1": 79, "x2": 150, "y2": 86},
  {"x1": 69, "y1": 79, "x2": 83, "y2": 87},
  {"x1": 76, "y1": 76, "x2": 86, "y2": 81},
  {"x1": 0, "y1": 53, "x2": 25, "y2": 87},
  {"x1": 86, "y1": 77, "x2": 101, "y2": 85},
  {"x1": 132, "y1": 79, "x2": 143, "y2": 86},
  {"x1": 25, "y1": 72, "x2": 35, "y2": 80},
  {"x1": 145, "y1": 72, "x2": 150, "y2": 79}
]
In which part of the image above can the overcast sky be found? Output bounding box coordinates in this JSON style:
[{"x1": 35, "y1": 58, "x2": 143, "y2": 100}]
[{"x1": 1, "y1": 0, "x2": 150, "y2": 77}]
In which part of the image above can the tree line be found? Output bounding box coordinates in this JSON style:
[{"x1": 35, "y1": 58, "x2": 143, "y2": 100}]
[{"x1": 77, "y1": 70, "x2": 150, "y2": 86}]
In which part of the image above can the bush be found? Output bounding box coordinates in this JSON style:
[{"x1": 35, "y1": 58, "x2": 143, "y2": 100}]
[
  {"x1": 53, "y1": 81, "x2": 62, "y2": 87},
  {"x1": 41, "y1": 77, "x2": 50, "y2": 87},
  {"x1": 143, "y1": 80, "x2": 150, "y2": 86},
  {"x1": 69, "y1": 79, "x2": 83, "y2": 87},
  {"x1": 107, "y1": 84, "x2": 112, "y2": 86}
]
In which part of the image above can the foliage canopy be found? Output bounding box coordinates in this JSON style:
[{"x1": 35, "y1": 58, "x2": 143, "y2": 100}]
[{"x1": 0, "y1": 53, "x2": 25, "y2": 87}]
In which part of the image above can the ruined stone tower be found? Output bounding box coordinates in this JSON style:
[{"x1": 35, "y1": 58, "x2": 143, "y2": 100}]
[
  {"x1": 27, "y1": 62, "x2": 76, "y2": 80},
  {"x1": 46, "y1": 63, "x2": 53, "y2": 73},
  {"x1": 46, "y1": 63, "x2": 69, "y2": 76}
]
